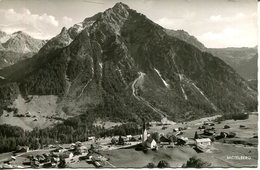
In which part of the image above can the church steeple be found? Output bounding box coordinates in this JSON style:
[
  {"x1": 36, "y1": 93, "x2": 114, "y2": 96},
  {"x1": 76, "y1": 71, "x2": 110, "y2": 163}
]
[
  {"x1": 142, "y1": 118, "x2": 146, "y2": 131},
  {"x1": 142, "y1": 118, "x2": 147, "y2": 144}
]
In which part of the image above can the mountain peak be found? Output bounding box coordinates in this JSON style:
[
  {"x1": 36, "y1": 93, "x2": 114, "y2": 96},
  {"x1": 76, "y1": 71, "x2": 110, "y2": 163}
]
[
  {"x1": 12, "y1": 31, "x2": 28, "y2": 36},
  {"x1": 112, "y1": 2, "x2": 130, "y2": 10},
  {"x1": 60, "y1": 27, "x2": 68, "y2": 34},
  {"x1": 103, "y1": 2, "x2": 130, "y2": 18},
  {"x1": 39, "y1": 26, "x2": 72, "y2": 53},
  {"x1": 11, "y1": 31, "x2": 41, "y2": 41},
  {"x1": 0, "y1": 30, "x2": 7, "y2": 35},
  {"x1": 57, "y1": 27, "x2": 71, "y2": 40},
  {"x1": 0, "y1": 30, "x2": 10, "y2": 43}
]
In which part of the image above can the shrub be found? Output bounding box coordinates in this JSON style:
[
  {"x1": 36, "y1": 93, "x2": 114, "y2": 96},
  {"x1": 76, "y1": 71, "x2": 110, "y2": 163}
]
[
  {"x1": 157, "y1": 160, "x2": 170, "y2": 168},
  {"x1": 146, "y1": 162, "x2": 156, "y2": 168},
  {"x1": 182, "y1": 157, "x2": 211, "y2": 168}
]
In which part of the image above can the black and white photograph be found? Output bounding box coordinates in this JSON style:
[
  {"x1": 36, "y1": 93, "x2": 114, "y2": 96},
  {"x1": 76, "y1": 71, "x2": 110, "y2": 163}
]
[{"x1": 0, "y1": 0, "x2": 258, "y2": 168}]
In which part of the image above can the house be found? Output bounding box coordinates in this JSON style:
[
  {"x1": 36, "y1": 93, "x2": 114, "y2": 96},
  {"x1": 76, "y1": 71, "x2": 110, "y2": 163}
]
[
  {"x1": 160, "y1": 136, "x2": 171, "y2": 145},
  {"x1": 220, "y1": 131, "x2": 236, "y2": 138},
  {"x1": 145, "y1": 137, "x2": 157, "y2": 149},
  {"x1": 88, "y1": 136, "x2": 95, "y2": 141},
  {"x1": 227, "y1": 132, "x2": 236, "y2": 138},
  {"x1": 93, "y1": 160, "x2": 103, "y2": 168},
  {"x1": 129, "y1": 136, "x2": 139, "y2": 141},
  {"x1": 54, "y1": 146, "x2": 66, "y2": 153},
  {"x1": 161, "y1": 117, "x2": 168, "y2": 125},
  {"x1": 195, "y1": 138, "x2": 211, "y2": 146},
  {"x1": 25, "y1": 111, "x2": 31, "y2": 117},
  {"x1": 75, "y1": 141, "x2": 82, "y2": 147},
  {"x1": 61, "y1": 152, "x2": 74, "y2": 159},
  {"x1": 42, "y1": 162, "x2": 53, "y2": 168},
  {"x1": 176, "y1": 136, "x2": 188, "y2": 145},
  {"x1": 203, "y1": 122, "x2": 215, "y2": 126},
  {"x1": 36, "y1": 154, "x2": 45, "y2": 163},
  {"x1": 121, "y1": 136, "x2": 127, "y2": 141},
  {"x1": 168, "y1": 135, "x2": 178, "y2": 143},
  {"x1": 195, "y1": 138, "x2": 212, "y2": 152},
  {"x1": 126, "y1": 135, "x2": 132, "y2": 141},
  {"x1": 50, "y1": 155, "x2": 60, "y2": 164},
  {"x1": 173, "y1": 128, "x2": 179, "y2": 132},
  {"x1": 224, "y1": 125, "x2": 230, "y2": 129},
  {"x1": 16, "y1": 146, "x2": 29, "y2": 153},
  {"x1": 79, "y1": 146, "x2": 88, "y2": 152},
  {"x1": 74, "y1": 145, "x2": 88, "y2": 155},
  {"x1": 48, "y1": 145, "x2": 55, "y2": 149},
  {"x1": 203, "y1": 129, "x2": 216, "y2": 136},
  {"x1": 70, "y1": 143, "x2": 76, "y2": 150},
  {"x1": 62, "y1": 152, "x2": 75, "y2": 163}
]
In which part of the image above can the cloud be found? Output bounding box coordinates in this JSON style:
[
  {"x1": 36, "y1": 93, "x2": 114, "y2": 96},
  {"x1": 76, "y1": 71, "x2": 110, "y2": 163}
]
[
  {"x1": 209, "y1": 15, "x2": 222, "y2": 22},
  {"x1": 2, "y1": 8, "x2": 59, "y2": 27},
  {"x1": 0, "y1": 8, "x2": 60, "y2": 39},
  {"x1": 61, "y1": 16, "x2": 73, "y2": 28},
  {"x1": 209, "y1": 12, "x2": 249, "y2": 22},
  {"x1": 197, "y1": 26, "x2": 257, "y2": 48},
  {"x1": 155, "y1": 12, "x2": 196, "y2": 29},
  {"x1": 156, "y1": 17, "x2": 176, "y2": 28}
]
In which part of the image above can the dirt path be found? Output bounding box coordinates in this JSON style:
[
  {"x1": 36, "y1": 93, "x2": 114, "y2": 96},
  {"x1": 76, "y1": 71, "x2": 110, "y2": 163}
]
[
  {"x1": 77, "y1": 78, "x2": 93, "y2": 99},
  {"x1": 105, "y1": 160, "x2": 116, "y2": 167}
]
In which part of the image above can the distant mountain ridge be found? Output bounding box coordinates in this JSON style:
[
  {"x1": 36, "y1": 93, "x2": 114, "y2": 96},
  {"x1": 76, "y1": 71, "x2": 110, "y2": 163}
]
[
  {"x1": 165, "y1": 29, "x2": 207, "y2": 52},
  {"x1": 0, "y1": 2, "x2": 257, "y2": 130},
  {"x1": 0, "y1": 30, "x2": 10, "y2": 43},
  {"x1": 2, "y1": 31, "x2": 46, "y2": 53},
  {"x1": 0, "y1": 30, "x2": 46, "y2": 69},
  {"x1": 165, "y1": 29, "x2": 257, "y2": 80},
  {"x1": 207, "y1": 47, "x2": 257, "y2": 80}
]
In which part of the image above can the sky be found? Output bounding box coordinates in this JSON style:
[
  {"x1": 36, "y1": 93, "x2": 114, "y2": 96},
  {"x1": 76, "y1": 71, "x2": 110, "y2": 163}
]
[{"x1": 0, "y1": 0, "x2": 257, "y2": 48}]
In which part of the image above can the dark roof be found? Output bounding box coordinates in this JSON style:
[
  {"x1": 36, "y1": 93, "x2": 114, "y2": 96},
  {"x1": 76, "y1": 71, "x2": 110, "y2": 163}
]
[
  {"x1": 160, "y1": 136, "x2": 171, "y2": 142},
  {"x1": 146, "y1": 137, "x2": 155, "y2": 143}
]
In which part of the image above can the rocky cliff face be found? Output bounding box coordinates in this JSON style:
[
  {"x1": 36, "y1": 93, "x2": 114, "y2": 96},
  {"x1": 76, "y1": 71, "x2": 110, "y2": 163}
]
[{"x1": 0, "y1": 3, "x2": 257, "y2": 126}]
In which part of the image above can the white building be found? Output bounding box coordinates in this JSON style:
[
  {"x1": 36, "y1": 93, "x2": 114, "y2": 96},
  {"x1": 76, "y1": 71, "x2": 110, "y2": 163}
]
[
  {"x1": 161, "y1": 117, "x2": 168, "y2": 125},
  {"x1": 126, "y1": 135, "x2": 132, "y2": 141},
  {"x1": 142, "y1": 129, "x2": 148, "y2": 144},
  {"x1": 195, "y1": 138, "x2": 212, "y2": 152},
  {"x1": 88, "y1": 136, "x2": 95, "y2": 141},
  {"x1": 195, "y1": 138, "x2": 211, "y2": 146},
  {"x1": 145, "y1": 138, "x2": 157, "y2": 149}
]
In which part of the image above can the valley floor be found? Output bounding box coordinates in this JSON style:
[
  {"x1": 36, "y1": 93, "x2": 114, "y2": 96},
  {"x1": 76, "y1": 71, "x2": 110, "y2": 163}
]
[
  {"x1": 0, "y1": 114, "x2": 258, "y2": 168},
  {"x1": 95, "y1": 114, "x2": 258, "y2": 168}
]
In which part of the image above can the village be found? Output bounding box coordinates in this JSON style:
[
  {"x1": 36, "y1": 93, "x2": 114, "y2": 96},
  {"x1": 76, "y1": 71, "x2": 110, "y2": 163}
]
[{"x1": 0, "y1": 113, "x2": 258, "y2": 168}]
